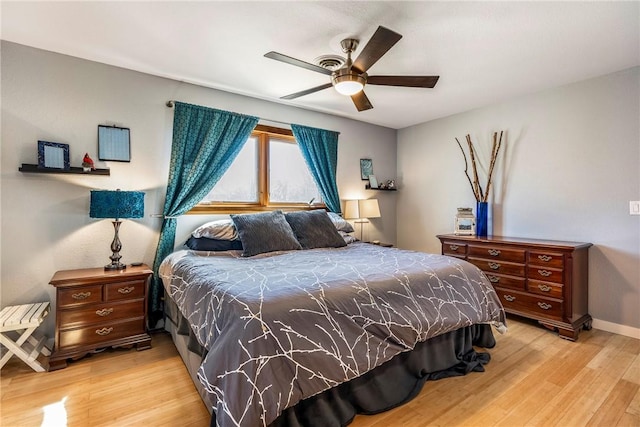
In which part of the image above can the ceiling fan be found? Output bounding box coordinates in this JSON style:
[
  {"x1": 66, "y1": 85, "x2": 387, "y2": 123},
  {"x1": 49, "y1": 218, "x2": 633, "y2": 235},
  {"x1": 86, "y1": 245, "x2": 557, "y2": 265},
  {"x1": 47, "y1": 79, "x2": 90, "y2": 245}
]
[{"x1": 264, "y1": 26, "x2": 439, "y2": 112}]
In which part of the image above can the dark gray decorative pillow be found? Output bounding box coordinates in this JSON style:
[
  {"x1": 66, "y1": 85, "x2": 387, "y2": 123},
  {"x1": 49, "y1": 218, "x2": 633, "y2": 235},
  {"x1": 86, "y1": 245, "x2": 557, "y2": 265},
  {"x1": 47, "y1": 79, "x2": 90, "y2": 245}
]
[
  {"x1": 285, "y1": 210, "x2": 347, "y2": 249},
  {"x1": 231, "y1": 211, "x2": 302, "y2": 257}
]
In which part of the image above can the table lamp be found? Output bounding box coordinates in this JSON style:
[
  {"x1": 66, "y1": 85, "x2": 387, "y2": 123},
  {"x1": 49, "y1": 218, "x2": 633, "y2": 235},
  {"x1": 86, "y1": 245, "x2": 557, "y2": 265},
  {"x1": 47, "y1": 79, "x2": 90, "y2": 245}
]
[
  {"x1": 344, "y1": 199, "x2": 381, "y2": 241},
  {"x1": 90, "y1": 189, "x2": 144, "y2": 270}
]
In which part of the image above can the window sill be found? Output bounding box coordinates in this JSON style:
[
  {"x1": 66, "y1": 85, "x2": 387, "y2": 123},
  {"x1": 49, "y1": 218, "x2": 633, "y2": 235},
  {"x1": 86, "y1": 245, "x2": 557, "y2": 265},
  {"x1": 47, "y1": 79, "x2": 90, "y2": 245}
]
[{"x1": 188, "y1": 204, "x2": 327, "y2": 215}]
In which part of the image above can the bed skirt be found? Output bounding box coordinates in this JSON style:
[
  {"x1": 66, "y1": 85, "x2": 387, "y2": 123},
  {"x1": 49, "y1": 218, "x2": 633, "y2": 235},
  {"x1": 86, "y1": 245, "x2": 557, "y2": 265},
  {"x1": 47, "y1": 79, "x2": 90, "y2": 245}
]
[{"x1": 164, "y1": 298, "x2": 496, "y2": 427}]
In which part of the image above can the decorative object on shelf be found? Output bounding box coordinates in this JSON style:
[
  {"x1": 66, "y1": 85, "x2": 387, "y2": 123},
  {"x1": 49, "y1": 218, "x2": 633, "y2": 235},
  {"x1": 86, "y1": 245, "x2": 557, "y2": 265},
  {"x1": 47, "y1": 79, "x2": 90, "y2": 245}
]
[
  {"x1": 344, "y1": 198, "x2": 381, "y2": 241},
  {"x1": 360, "y1": 158, "x2": 373, "y2": 180},
  {"x1": 455, "y1": 131, "x2": 504, "y2": 236},
  {"x1": 454, "y1": 207, "x2": 476, "y2": 235},
  {"x1": 98, "y1": 125, "x2": 131, "y2": 162},
  {"x1": 37, "y1": 140, "x2": 70, "y2": 170},
  {"x1": 368, "y1": 175, "x2": 378, "y2": 189},
  {"x1": 90, "y1": 189, "x2": 145, "y2": 270},
  {"x1": 82, "y1": 153, "x2": 95, "y2": 172}
]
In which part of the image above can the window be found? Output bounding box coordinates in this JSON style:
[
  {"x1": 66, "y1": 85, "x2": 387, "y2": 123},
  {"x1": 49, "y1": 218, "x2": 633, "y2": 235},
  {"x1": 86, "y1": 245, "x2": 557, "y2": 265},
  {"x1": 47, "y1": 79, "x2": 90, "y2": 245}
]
[{"x1": 191, "y1": 125, "x2": 323, "y2": 214}]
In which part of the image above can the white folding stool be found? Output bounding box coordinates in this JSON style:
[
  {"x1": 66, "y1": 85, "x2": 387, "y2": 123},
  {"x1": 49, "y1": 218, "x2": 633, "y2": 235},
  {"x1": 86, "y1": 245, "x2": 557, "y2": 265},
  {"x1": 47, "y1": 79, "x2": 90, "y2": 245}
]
[{"x1": 0, "y1": 302, "x2": 51, "y2": 372}]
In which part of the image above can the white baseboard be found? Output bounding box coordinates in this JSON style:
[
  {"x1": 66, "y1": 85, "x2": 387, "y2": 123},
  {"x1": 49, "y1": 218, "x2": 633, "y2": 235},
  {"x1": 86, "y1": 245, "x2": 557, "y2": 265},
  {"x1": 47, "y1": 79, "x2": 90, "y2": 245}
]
[{"x1": 592, "y1": 318, "x2": 640, "y2": 339}]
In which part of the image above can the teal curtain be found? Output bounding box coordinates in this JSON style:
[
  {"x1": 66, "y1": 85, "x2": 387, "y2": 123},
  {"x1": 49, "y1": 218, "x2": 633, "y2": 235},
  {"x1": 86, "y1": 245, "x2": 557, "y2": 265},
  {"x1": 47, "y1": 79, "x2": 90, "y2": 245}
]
[
  {"x1": 150, "y1": 102, "x2": 258, "y2": 323},
  {"x1": 291, "y1": 124, "x2": 341, "y2": 213}
]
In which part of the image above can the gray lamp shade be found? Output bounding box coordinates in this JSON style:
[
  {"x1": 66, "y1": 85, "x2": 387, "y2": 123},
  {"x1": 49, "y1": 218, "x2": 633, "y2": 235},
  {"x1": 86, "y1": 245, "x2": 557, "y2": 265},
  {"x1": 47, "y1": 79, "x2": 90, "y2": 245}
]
[{"x1": 90, "y1": 190, "x2": 144, "y2": 220}]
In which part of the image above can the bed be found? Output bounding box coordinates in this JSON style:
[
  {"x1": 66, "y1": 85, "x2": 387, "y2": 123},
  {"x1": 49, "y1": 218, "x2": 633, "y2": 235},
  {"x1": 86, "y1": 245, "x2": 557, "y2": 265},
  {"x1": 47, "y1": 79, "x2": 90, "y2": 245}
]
[{"x1": 159, "y1": 210, "x2": 506, "y2": 427}]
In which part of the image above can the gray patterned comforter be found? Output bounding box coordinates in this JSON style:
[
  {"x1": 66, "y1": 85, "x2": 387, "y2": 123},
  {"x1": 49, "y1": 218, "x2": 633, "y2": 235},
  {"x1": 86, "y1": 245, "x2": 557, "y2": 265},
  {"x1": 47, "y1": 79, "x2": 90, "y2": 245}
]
[{"x1": 160, "y1": 243, "x2": 506, "y2": 427}]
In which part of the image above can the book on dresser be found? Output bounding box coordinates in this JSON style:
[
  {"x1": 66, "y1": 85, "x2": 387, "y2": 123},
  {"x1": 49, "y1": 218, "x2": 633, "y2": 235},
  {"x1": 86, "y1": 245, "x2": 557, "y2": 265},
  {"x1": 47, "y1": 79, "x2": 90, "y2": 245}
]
[
  {"x1": 48, "y1": 264, "x2": 153, "y2": 370},
  {"x1": 436, "y1": 234, "x2": 592, "y2": 341}
]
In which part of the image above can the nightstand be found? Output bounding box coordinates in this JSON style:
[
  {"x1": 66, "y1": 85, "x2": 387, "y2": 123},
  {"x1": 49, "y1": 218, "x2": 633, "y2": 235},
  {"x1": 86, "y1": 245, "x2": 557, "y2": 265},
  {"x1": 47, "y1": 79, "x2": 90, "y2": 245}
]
[{"x1": 48, "y1": 264, "x2": 152, "y2": 370}]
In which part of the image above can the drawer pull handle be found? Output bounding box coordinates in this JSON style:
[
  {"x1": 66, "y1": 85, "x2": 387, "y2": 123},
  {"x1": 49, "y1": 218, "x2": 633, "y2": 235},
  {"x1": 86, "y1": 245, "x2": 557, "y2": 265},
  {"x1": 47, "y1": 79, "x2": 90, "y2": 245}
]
[
  {"x1": 449, "y1": 244, "x2": 459, "y2": 251},
  {"x1": 95, "y1": 308, "x2": 114, "y2": 317},
  {"x1": 72, "y1": 292, "x2": 91, "y2": 300},
  {"x1": 504, "y1": 295, "x2": 516, "y2": 302},
  {"x1": 118, "y1": 286, "x2": 135, "y2": 294},
  {"x1": 537, "y1": 284, "x2": 552, "y2": 292},
  {"x1": 538, "y1": 269, "x2": 552, "y2": 277},
  {"x1": 488, "y1": 262, "x2": 501, "y2": 270},
  {"x1": 487, "y1": 275, "x2": 500, "y2": 283},
  {"x1": 538, "y1": 255, "x2": 553, "y2": 262},
  {"x1": 95, "y1": 327, "x2": 113, "y2": 336},
  {"x1": 538, "y1": 302, "x2": 552, "y2": 310},
  {"x1": 488, "y1": 249, "x2": 501, "y2": 256}
]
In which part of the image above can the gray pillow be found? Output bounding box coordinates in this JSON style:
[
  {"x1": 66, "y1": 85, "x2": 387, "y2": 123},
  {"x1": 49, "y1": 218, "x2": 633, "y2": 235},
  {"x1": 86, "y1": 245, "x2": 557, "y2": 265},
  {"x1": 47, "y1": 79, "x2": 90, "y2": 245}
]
[
  {"x1": 231, "y1": 211, "x2": 302, "y2": 257},
  {"x1": 285, "y1": 210, "x2": 347, "y2": 249}
]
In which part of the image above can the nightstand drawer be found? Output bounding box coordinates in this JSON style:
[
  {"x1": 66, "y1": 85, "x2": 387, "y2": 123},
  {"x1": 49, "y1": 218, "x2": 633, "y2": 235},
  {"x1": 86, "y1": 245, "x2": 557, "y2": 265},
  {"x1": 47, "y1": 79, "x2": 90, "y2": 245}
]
[
  {"x1": 59, "y1": 318, "x2": 145, "y2": 348},
  {"x1": 468, "y1": 245, "x2": 525, "y2": 263},
  {"x1": 58, "y1": 285, "x2": 103, "y2": 307},
  {"x1": 469, "y1": 257, "x2": 525, "y2": 277},
  {"x1": 58, "y1": 300, "x2": 145, "y2": 328},
  {"x1": 105, "y1": 280, "x2": 146, "y2": 301}
]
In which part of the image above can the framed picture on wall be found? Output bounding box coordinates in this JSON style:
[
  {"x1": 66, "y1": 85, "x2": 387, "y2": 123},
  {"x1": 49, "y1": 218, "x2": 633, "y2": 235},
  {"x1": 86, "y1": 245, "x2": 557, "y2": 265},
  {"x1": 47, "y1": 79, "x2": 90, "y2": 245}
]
[
  {"x1": 98, "y1": 125, "x2": 131, "y2": 162},
  {"x1": 360, "y1": 158, "x2": 373, "y2": 180},
  {"x1": 37, "y1": 140, "x2": 70, "y2": 170}
]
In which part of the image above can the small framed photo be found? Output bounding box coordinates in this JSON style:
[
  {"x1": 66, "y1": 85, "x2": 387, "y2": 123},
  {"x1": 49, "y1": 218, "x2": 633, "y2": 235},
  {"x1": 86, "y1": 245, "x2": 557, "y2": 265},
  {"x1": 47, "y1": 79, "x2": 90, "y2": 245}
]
[
  {"x1": 368, "y1": 175, "x2": 379, "y2": 189},
  {"x1": 38, "y1": 141, "x2": 70, "y2": 170},
  {"x1": 98, "y1": 125, "x2": 131, "y2": 162},
  {"x1": 360, "y1": 158, "x2": 373, "y2": 180}
]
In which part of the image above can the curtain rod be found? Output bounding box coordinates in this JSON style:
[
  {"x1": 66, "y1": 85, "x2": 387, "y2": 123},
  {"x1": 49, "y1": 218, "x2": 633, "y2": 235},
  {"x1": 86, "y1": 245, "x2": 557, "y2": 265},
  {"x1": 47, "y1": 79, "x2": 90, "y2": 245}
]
[{"x1": 166, "y1": 100, "x2": 340, "y2": 134}]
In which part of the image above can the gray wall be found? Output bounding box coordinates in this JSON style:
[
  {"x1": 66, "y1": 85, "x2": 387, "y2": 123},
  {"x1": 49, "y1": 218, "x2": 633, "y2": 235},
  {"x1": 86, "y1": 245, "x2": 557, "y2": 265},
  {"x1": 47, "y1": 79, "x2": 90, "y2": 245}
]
[
  {"x1": 397, "y1": 67, "x2": 640, "y2": 333},
  {"x1": 0, "y1": 41, "x2": 397, "y2": 337}
]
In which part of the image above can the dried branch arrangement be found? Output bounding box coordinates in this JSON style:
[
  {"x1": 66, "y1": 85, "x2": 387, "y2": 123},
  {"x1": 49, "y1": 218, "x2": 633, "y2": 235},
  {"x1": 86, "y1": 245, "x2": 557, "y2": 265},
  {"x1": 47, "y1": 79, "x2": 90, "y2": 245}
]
[{"x1": 455, "y1": 131, "x2": 504, "y2": 202}]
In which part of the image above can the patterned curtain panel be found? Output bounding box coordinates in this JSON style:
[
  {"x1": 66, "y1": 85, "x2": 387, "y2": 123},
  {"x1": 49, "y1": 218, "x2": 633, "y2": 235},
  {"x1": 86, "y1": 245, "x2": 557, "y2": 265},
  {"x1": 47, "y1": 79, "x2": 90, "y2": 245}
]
[
  {"x1": 291, "y1": 124, "x2": 341, "y2": 213},
  {"x1": 150, "y1": 102, "x2": 258, "y2": 322}
]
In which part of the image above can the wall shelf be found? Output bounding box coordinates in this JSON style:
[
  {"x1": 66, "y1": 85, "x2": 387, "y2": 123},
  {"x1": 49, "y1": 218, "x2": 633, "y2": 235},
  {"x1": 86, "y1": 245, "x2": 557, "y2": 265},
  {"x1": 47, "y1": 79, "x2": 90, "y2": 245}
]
[
  {"x1": 19, "y1": 163, "x2": 110, "y2": 176},
  {"x1": 365, "y1": 185, "x2": 397, "y2": 191}
]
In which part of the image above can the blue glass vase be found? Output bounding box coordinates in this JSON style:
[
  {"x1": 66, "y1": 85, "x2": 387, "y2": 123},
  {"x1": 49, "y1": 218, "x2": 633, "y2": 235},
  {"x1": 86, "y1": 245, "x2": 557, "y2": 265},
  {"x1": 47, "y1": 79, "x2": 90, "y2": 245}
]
[{"x1": 476, "y1": 201, "x2": 489, "y2": 237}]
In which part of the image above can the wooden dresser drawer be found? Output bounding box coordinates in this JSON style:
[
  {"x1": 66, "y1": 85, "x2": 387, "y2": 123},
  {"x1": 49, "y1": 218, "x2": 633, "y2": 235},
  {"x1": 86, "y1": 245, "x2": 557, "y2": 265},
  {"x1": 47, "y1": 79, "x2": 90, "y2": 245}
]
[
  {"x1": 528, "y1": 251, "x2": 564, "y2": 269},
  {"x1": 527, "y1": 266, "x2": 563, "y2": 284},
  {"x1": 468, "y1": 245, "x2": 525, "y2": 263},
  {"x1": 442, "y1": 241, "x2": 467, "y2": 257},
  {"x1": 58, "y1": 285, "x2": 103, "y2": 308},
  {"x1": 59, "y1": 318, "x2": 145, "y2": 348},
  {"x1": 495, "y1": 288, "x2": 563, "y2": 321},
  {"x1": 58, "y1": 300, "x2": 145, "y2": 328},
  {"x1": 528, "y1": 280, "x2": 563, "y2": 299},
  {"x1": 105, "y1": 280, "x2": 146, "y2": 301},
  {"x1": 483, "y1": 273, "x2": 526, "y2": 290},
  {"x1": 468, "y1": 258, "x2": 526, "y2": 277}
]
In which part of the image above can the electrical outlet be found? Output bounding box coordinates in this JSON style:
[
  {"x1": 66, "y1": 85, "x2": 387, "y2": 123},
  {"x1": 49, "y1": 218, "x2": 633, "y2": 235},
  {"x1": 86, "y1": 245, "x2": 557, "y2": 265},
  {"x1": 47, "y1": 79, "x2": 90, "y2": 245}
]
[{"x1": 630, "y1": 201, "x2": 640, "y2": 215}]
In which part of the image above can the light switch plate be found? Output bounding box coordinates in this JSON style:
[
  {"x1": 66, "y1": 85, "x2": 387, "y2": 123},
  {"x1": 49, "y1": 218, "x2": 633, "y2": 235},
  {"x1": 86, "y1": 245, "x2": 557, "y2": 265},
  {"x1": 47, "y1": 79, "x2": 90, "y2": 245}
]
[{"x1": 630, "y1": 201, "x2": 640, "y2": 215}]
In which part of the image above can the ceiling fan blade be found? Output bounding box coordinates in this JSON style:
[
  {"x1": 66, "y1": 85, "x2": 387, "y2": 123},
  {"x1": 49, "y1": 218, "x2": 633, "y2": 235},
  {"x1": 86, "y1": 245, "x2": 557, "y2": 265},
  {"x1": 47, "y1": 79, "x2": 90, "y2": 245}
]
[
  {"x1": 281, "y1": 83, "x2": 333, "y2": 100},
  {"x1": 351, "y1": 91, "x2": 373, "y2": 112},
  {"x1": 264, "y1": 51, "x2": 332, "y2": 76},
  {"x1": 367, "y1": 75, "x2": 440, "y2": 88},
  {"x1": 352, "y1": 26, "x2": 402, "y2": 73}
]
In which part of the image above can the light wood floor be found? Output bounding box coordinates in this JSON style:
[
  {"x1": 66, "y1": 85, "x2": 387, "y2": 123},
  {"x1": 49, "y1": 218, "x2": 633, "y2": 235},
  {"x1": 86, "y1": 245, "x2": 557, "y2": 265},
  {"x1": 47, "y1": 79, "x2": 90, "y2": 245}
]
[{"x1": 1, "y1": 317, "x2": 638, "y2": 426}]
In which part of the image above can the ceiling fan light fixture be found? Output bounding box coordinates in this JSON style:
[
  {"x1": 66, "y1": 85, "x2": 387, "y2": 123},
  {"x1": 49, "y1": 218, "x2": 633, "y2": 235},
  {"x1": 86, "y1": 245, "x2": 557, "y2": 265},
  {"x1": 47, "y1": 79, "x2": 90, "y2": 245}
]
[{"x1": 332, "y1": 72, "x2": 366, "y2": 96}]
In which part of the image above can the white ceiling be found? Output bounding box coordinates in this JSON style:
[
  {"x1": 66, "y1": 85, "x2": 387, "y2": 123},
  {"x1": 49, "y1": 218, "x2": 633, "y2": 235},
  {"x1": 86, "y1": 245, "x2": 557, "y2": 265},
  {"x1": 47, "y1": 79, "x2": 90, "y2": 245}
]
[{"x1": 2, "y1": 1, "x2": 639, "y2": 129}]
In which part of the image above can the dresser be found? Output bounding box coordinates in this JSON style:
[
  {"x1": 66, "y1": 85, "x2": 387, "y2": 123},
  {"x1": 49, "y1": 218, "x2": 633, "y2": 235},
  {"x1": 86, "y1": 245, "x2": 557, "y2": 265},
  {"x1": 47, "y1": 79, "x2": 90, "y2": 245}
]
[
  {"x1": 437, "y1": 234, "x2": 592, "y2": 341},
  {"x1": 48, "y1": 265, "x2": 152, "y2": 370}
]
